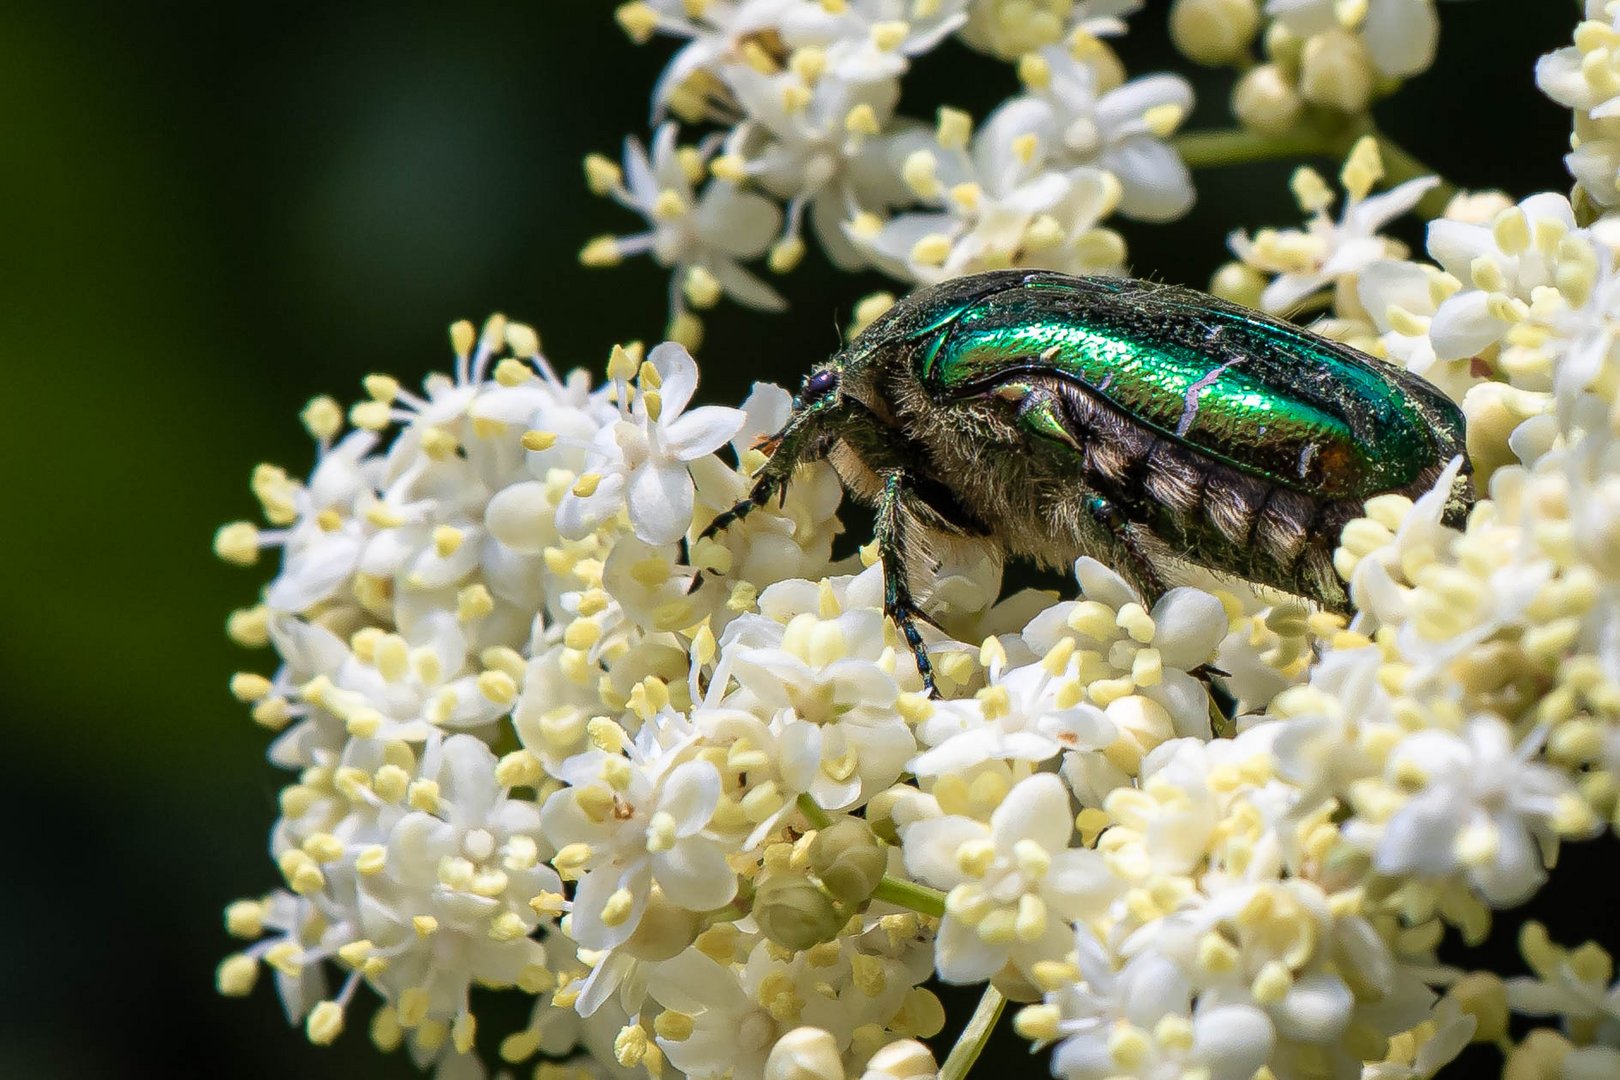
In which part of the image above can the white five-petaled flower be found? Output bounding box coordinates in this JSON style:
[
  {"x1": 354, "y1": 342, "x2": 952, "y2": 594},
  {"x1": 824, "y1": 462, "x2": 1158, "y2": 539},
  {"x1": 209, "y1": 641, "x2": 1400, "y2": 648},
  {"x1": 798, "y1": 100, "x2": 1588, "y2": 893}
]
[
  {"x1": 556, "y1": 341, "x2": 745, "y2": 546},
  {"x1": 715, "y1": 603, "x2": 918, "y2": 812},
  {"x1": 1014, "y1": 46, "x2": 1195, "y2": 221},
  {"x1": 542, "y1": 729, "x2": 736, "y2": 951},
  {"x1": 1230, "y1": 145, "x2": 1437, "y2": 314},
  {"x1": 850, "y1": 99, "x2": 1127, "y2": 284},
  {"x1": 362, "y1": 735, "x2": 560, "y2": 1020},
  {"x1": 901, "y1": 773, "x2": 1115, "y2": 983},
  {"x1": 592, "y1": 124, "x2": 785, "y2": 313}
]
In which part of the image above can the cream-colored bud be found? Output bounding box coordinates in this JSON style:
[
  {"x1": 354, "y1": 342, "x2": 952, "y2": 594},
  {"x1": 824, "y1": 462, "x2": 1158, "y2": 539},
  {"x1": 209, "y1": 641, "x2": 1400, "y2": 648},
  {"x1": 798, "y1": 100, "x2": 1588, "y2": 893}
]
[
  {"x1": 764, "y1": 1027, "x2": 845, "y2": 1080},
  {"x1": 808, "y1": 818, "x2": 887, "y2": 906},
  {"x1": 1210, "y1": 261, "x2": 1267, "y2": 308},
  {"x1": 1232, "y1": 64, "x2": 1302, "y2": 135},
  {"x1": 622, "y1": 890, "x2": 705, "y2": 961},
  {"x1": 863, "y1": 1038, "x2": 937, "y2": 1079},
  {"x1": 754, "y1": 873, "x2": 842, "y2": 950},
  {"x1": 1170, "y1": 0, "x2": 1260, "y2": 66},
  {"x1": 1299, "y1": 29, "x2": 1373, "y2": 113},
  {"x1": 1449, "y1": 972, "x2": 1509, "y2": 1044},
  {"x1": 1502, "y1": 1028, "x2": 1571, "y2": 1080}
]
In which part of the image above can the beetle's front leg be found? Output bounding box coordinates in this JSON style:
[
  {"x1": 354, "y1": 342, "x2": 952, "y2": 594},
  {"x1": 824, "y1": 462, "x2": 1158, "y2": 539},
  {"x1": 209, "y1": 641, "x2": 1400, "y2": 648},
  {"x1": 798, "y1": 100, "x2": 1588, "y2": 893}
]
[{"x1": 689, "y1": 396, "x2": 859, "y2": 590}]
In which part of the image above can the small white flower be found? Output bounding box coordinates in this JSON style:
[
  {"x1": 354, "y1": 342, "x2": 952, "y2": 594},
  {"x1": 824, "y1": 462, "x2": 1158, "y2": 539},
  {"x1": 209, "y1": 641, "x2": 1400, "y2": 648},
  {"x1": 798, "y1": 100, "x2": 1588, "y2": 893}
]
[
  {"x1": 363, "y1": 736, "x2": 560, "y2": 1019},
  {"x1": 715, "y1": 604, "x2": 917, "y2": 811},
  {"x1": 1044, "y1": 925, "x2": 1275, "y2": 1080},
  {"x1": 1231, "y1": 144, "x2": 1437, "y2": 314},
  {"x1": 850, "y1": 101, "x2": 1127, "y2": 284},
  {"x1": 1015, "y1": 48, "x2": 1195, "y2": 221},
  {"x1": 1425, "y1": 192, "x2": 1581, "y2": 364},
  {"x1": 557, "y1": 342, "x2": 745, "y2": 546},
  {"x1": 901, "y1": 773, "x2": 1115, "y2": 983},
  {"x1": 542, "y1": 728, "x2": 736, "y2": 950},
  {"x1": 592, "y1": 124, "x2": 785, "y2": 312}
]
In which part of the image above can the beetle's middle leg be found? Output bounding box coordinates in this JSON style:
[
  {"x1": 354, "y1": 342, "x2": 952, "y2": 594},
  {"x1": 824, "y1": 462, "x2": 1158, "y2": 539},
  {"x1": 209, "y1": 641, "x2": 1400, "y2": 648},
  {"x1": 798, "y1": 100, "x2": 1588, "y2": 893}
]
[{"x1": 875, "y1": 469, "x2": 939, "y2": 697}]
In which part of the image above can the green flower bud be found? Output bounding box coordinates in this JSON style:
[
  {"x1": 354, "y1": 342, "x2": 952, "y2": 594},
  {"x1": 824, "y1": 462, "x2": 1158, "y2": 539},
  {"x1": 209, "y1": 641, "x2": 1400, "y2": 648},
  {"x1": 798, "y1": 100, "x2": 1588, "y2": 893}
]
[
  {"x1": 754, "y1": 872, "x2": 842, "y2": 951},
  {"x1": 808, "y1": 819, "x2": 888, "y2": 906}
]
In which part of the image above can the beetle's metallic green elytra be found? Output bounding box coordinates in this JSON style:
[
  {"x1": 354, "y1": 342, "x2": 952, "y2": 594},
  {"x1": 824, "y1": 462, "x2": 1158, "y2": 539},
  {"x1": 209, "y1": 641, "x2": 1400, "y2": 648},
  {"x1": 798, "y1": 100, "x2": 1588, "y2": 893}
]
[{"x1": 700, "y1": 269, "x2": 1472, "y2": 693}]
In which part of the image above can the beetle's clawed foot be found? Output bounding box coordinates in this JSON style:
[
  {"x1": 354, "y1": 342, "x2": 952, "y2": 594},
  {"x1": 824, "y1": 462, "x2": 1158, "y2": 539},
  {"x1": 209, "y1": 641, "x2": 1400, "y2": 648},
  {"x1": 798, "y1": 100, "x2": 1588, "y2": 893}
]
[{"x1": 885, "y1": 600, "x2": 939, "y2": 698}]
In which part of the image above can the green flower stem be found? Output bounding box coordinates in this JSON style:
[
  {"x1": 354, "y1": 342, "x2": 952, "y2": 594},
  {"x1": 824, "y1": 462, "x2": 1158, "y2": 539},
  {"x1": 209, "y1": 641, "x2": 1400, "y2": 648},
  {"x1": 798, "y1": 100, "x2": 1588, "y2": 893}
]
[
  {"x1": 795, "y1": 793, "x2": 948, "y2": 918},
  {"x1": 1172, "y1": 124, "x2": 1458, "y2": 218},
  {"x1": 940, "y1": 986, "x2": 1007, "y2": 1080},
  {"x1": 1372, "y1": 133, "x2": 1459, "y2": 218},
  {"x1": 796, "y1": 792, "x2": 833, "y2": 830},
  {"x1": 870, "y1": 875, "x2": 947, "y2": 918},
  {"x1": 1172, "y1": 127, "x2": 1339, "y2": 169}
]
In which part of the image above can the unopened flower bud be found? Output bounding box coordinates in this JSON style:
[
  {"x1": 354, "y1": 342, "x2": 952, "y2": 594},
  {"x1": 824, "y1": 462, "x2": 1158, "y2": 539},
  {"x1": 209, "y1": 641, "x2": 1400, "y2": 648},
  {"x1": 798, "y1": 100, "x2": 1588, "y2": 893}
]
[
  {"x1": 1463, "y1": 381, "x2": 1546, "y2": 484},
  {"x1": 1502, "y1": 1028, "x2": 1570, "y2": 1080},
  {"x1": 1210, "y1": 261, "x2": 1266, "y2": 309},
  {"x1": 754, "y1": 872, "x2": 842, "y2": 950},
  {"x1": 1170, "y1": 0, "x2": 1260, "y2": 66},
  {"x1": 765, "y1": 1027, "x2": 845, "y2": 1080},
  {"x1": 623, "y1": 889, "x2": 705, "y2": 961},
  {"x1": 1448, "y1": 973, "x2": 1508, "y2": 1044},
  {"x1": 1299, "y1": 29, "x2": 1373, "y2": 113},
  {"x1": 861, "y1": 1039, "x2": 937, "y2": 1080},
  {"x1": 808, "y1": 818, "x2": 887, "y2": 906},
  {"x1": 1232, "y1": 64, "x2": 1302, "y2": 136}
]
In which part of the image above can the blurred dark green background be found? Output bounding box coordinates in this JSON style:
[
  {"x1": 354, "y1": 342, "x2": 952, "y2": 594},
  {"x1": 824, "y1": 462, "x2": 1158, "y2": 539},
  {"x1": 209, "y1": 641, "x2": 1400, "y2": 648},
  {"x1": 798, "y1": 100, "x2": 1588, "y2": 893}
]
[{"x1": 0, "y1": 1, "x2": 1577, "y2": 1076}]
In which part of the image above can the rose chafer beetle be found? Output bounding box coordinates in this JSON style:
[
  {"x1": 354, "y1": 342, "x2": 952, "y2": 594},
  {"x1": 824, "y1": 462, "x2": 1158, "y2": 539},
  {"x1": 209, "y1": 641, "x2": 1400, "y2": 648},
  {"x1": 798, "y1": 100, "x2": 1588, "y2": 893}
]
[{"x1": 699, "y1": 269, "x2": 1472, "y2": 693}]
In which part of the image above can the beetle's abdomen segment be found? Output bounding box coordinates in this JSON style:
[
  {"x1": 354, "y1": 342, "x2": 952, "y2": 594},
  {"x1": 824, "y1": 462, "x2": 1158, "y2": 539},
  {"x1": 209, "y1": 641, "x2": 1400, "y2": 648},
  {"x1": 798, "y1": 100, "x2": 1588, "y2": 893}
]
[{"x1": 1014, "y1": 374, "x2": 1327, "y2": 578}]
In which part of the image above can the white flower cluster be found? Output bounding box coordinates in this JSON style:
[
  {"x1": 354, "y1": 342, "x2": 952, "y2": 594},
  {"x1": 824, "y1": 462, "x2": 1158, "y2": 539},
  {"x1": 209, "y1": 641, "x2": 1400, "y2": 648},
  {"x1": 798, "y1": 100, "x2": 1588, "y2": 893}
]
[
  {"x1": 584, "y1": 0, "x2": 1195, "y2": 340},
  {"x1": 1540, "y1": 1, "x2": 1620, "y2": 211},
  {"x1": 211, "y1": 5, "x2": 1620, "y2": 1080}
]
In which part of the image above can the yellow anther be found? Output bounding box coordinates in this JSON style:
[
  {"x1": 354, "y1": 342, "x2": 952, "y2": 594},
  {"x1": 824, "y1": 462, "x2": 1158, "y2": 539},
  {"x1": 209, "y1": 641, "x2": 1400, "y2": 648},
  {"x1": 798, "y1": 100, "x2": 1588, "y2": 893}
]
[
  {"x1": 909, "y1": 233, "x2": 953, "y2": 267},
  {"x1": 1143, "y1": 102, "x2": 1186, "y2": 138},
  {"x1": 572, "y1": 473, "x2": 602, "y2": 498},
  {"x1": 579, "y1": 236, "x2": 622, "y2": 267},
  {"x1": 1014, "y1": 1003, "x2": 1061, "y2": 1042},
  {"x1": 601, "y1": 887, "x2": 637, "y2": 928},
  {"x1": 408, "y1": 779, "x2": 441, "y2": 812},
  {"x1": 870, "y1": 20, "x2": 909, "y2": 50},
  {"x1": 214, "y1": 522, "x2": 260, "y2": 566},
  {"x1": 302, "y1": 395, "x2": 344, "y2": 441},
  {"x1": 845, "y1": 102, "x2": 880, "y2": 135},
  {"x1": 955, "y1": 838, "x2": 996, "y2": 878},
  {"x1": 307, "y1": 1001, "x2": 345, "y2": 1045},
  {"x1": 652, "y1": 189, "x2": 686, "y2": 220},
  {"x1": 615, "y1": 1, "x2": 659, "y2": 42},
  {"x1": 1252, "y1": 960, "x2": 1293, "y2": 1004},
  {"x1": 355, "y1": 844, "x2": 387, "y2": 875},
  {"x1": 936, "y1": 106, "x2": 972, "y2": 150}
]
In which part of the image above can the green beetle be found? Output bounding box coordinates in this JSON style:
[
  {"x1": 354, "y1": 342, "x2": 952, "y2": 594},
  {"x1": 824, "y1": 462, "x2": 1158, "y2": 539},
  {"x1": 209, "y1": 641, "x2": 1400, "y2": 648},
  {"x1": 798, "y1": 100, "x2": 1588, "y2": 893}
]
[{"x1": 699, "y1": 269, "x2": 1471, "y2": 693}]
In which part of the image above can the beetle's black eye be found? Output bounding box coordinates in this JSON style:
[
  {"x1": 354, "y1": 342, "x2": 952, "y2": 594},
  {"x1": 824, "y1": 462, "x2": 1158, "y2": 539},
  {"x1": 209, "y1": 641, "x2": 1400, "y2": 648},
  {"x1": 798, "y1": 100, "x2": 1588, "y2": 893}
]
[{"x1": 804, "y1": 370, "x2": 838, "y2": 400}]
